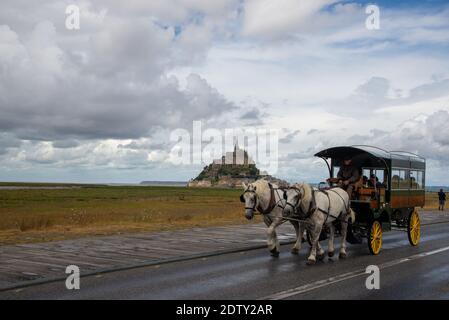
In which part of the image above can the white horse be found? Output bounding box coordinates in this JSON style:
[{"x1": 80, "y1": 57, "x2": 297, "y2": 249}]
[
  {"x1": 283, "y1": 182, "x2": 355, "y2": 265},
  {"x1": 240, "y1": 179, "x2": 303, "y2": 257}
]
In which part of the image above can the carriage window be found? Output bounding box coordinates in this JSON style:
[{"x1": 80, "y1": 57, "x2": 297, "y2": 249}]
[
  {"x1": 333, "y1": 166, "x2": 340, "y2": 177},
  {"x1": 410, "y1": 171, "x2": 418, "y2": 189},
  {"x1": 399, "y1": 170, "x2": 410, "y2": 189},
  {"x1": 410, "y1": 170, "x2": 424, "y2": 189},
  {"x1": 418, "y1": 171, "x2": 424, "y2": 189},
  {"x1": 375, "y1": 169, "x2": 386, "y2": 187},
  {"x1": 391, "y1": 170, "x2": 400, "y2": 189},
  {"x1": 362, "y1": 169, "x2": 386, "y2": 188},
  {"x1": 362, "y1": 169, "x2": 370, "y2": 178},
  {"x1": 392, "y1": 169, "x2": 409, "y2": 189},
  {"x1": 362, "y1": 169, "x2": 371, "y2": 184}
]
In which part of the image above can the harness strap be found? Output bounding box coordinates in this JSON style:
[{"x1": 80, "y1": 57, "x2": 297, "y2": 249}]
[
  {"x1": 242, "y1": 184, "x2": 287, "y2": 215},
  {"x1": 320, "y1": 190, "x2": 332, "y2": 224},
  {"x1": 282, "y1": 185, "x2": 351, "y2": 225},
  {"x1": 316, "y1": 188, "x2": 351, "y2": 224},
  {"x1": 294, "y1": 186, "x2": 317, "y2": 219},
  {"x1": 327, "y1": 188, "x2": 351, "y2": 213},
  {"x1": 257, "y1": 183, "x2": 277, "y2": 215},
  {"x1": 274, "y1": 188, "x2": 286, "y2": 208}
]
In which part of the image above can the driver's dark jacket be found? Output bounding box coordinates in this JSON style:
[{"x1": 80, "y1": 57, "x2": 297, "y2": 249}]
[{"x1": 337, "y1": 165, "x2": 360, "y2": 184}]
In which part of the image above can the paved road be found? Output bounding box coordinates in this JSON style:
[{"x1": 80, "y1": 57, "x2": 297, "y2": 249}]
[
  {"x1": 0, "y1": 223, "x2": 298, "y2": 289},
  {"x1": 1, "y1": 221, "x2": 449, "y2": 300},
  {"x1": 2, "y1": 210, "x2": 448, "y2": 290}
]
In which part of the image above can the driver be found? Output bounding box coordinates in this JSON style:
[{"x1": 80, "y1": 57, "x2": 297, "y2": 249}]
[{"x1": 336, "y1": 156, "x2": 360, "y2": 199}]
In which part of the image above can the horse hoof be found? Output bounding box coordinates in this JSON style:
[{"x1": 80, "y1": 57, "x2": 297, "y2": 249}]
[
  {"x1": 306, "y1": 259, "x2": 316, "y2": 265},
  {"x1": 291, "y1": 248, "x2": 299, "y2": 255},
  {"x1": 328, "y1": 251, "x2": 334, "y2": 257},
  {"x1": 270, "y1": 249, "x2": 280, "y2": 258},
  {"x1": 339, "y1": 252, "x2": 347, "y2": 259},
  {"x1": 317, "y1": 253, "x2": 325, "y2": 261}
]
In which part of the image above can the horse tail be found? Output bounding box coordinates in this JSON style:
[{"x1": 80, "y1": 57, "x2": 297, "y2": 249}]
[{"x1": 349, "y1": 208, "x2": 356, "y2": 224}]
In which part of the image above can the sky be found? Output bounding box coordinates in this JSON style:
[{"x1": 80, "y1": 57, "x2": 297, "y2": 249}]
[{"x1": 1, "y1": 0, "x2": 449, "y2": 185}]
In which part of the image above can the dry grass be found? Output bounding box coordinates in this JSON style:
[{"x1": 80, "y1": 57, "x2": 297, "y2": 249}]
[
  {"x1": 0, "y1": 184, "x2": 441, "y2": 245},
  {"x1": 0, "y1": 185, "x2": 255, "y2": 245},
  {"x1": 423, "y1": 192, "x2": 442, "y2": 210}
]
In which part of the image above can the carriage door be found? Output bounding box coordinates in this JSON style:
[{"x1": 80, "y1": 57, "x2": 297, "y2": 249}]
[{"x1": 375, "y1": 169, "x2": 386, "y2": 204}]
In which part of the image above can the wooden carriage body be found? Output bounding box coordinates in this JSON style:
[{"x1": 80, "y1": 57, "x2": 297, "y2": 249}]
[{"x1": 314, "y1": 145, "x2": 425, "y2": 254}]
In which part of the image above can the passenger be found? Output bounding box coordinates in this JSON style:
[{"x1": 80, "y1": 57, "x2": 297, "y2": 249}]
[
  {"x1": 367, "y1": 174, "x2": 382, "y2": 188},
  {"x1": 410, "y1": 177, "x2": 417, "y2": 189},
  {"x1": 392, "y1": 175, "x2": 400, "y2": 188},
  {"x1": 336, "y1": 156, "x2": 360, "y2": 199},
  {"x1": 362, "y1": 175, "x2": 369, "y2": 186}
]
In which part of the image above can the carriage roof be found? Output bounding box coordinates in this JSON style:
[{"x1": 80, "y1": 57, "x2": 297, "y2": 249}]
[{"x1": 314, "y1": 145, "x2": 425, "y2": 171}]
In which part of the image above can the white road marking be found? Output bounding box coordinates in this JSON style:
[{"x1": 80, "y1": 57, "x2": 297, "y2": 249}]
[{"x1": 260, "y1": 245, "x2": 449, "y2": 300}]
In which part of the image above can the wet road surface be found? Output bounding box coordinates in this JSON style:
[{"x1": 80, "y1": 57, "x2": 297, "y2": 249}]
[{"x1": 1, "y1": 222, "x2": 449, "y2": 299}]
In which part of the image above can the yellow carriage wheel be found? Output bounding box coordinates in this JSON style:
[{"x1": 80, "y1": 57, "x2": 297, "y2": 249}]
[
  {"x1": 407, "y1": 209, "x2": 420, "y2": 246},
  {"x1": 368, "y1": 221, "x2": 382, "y2": 255}
]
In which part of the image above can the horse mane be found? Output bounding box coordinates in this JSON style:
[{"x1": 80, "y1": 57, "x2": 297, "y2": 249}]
[
  {"x1": 294, "y1": 182, "x2": 313, "y2": 214},
  {"x1": 251, "y1": 179, "x2": 278, "y2": 193},
  {"x1": 248, "y1": 179, "x2": 279, "y2": 210}
]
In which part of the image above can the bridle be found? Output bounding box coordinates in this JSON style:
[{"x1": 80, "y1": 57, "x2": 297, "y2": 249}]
[
  {"x1": 240, "y1": 183, "x2": 283, "y2": 214},
  {"x1": 240, "y1": 189, "x2": 258, "y2": 211},
  {"x1": 282, "y1": 184, "x2": 317, "y2": 219},
  {"x1": 282, "y1": 186, "x2": 303, "y2": 211}
]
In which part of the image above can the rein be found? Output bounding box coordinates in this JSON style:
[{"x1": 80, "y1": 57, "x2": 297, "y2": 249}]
[
  {"x1": 240, "y1": 183, "x2": 284, "y2": 215},
  {"x1": 283, "y1": 184, "x2": 350, "y2": 224}
]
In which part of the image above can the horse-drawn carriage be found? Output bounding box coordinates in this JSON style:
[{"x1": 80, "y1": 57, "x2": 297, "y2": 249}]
[
  {"x1": 314, "y1": 145, "x2": 425, "y2": 255},
  {"x1": 240, "y1": 145, "x2": 425, "y2": 262}
]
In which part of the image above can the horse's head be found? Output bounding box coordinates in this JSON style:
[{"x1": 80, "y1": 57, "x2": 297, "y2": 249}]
[
  {"x1": 283, "y1": 184, "x2": 303, "y2": 217},
  {"x1": 240, "y1": 182, "x2": 258, "y2": 220}
]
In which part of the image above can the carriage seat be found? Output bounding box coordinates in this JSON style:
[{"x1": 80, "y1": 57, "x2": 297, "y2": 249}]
[{"x1": 357, "y1": 186, "x2": 386, "y2": 207}]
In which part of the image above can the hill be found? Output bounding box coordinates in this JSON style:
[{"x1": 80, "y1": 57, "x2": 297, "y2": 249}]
[{"x1": 188, "y1": 145, "x2": 287, "y2": 188}]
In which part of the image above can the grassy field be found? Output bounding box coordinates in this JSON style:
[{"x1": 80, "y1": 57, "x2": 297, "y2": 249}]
[
  {"x1": 0, "y1": 183, "x2": 443, "y2": 245},
  {"x1": 0, "y1": 184, "x2": 253, "y2": 245},
  {"x1": 424, "y1": 192, "x2": 442, "y2": 210}
]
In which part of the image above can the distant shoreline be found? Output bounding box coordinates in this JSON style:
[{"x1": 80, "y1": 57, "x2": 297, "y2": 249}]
[
  {"x1": 0, "y1": 181, "x2": 447, "y2": 191},
  {"x1": 139, "y1": 181, "x2": 188, "y2": 187}
]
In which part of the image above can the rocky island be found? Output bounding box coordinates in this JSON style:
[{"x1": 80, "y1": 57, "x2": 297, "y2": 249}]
[{"x1": 188, "y1": 145, "x2": 287, "y2": 188}]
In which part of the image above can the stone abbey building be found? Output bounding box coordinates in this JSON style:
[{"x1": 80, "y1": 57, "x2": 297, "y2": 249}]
[
  {"x1": 212, "y1": 144, "x2": 255, "y2": 166},
  {"x1": 188, "y1": 144, "x2": 286, "y2": 188}
]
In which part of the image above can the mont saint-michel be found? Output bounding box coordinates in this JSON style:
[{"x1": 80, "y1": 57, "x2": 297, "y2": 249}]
[{"x1": 188, "y1": 145, "x2": 286, "y2": 188}]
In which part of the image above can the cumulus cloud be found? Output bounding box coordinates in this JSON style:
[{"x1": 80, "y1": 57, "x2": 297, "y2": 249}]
[
  {"x1": 52, "y1": 140, "x2": 80, "y2": 149},
  {"x1": 240, "y1": 108, "x2": 264, "y2": 125},
  {"x1": 323, "y1": 76, "x2": 449, "y2": 117},
  {"x1": 1, "y1": 1, "x2": 449, "y2": 184},
  {"x1": 0, "y1": 16, "x2": 237, "y2": 141},
  {"x1": 337, "y1": 110, "x2": 449, "y2": 166},
  {"x1": 307, "y1": 129, "x2": 320, "y2": 135},
  {"x1": 0, "y1": 133, "x2": 22, "y2": 155},
  {"x1": 279, "y1": 129, "x2": 300, "y2": 143},
  {"x1": 242, "y1": 0, "x2": 337, "y2": 40},
  {"x1": 0, "y1": 0, "x2": 246, "y2": 181}
]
